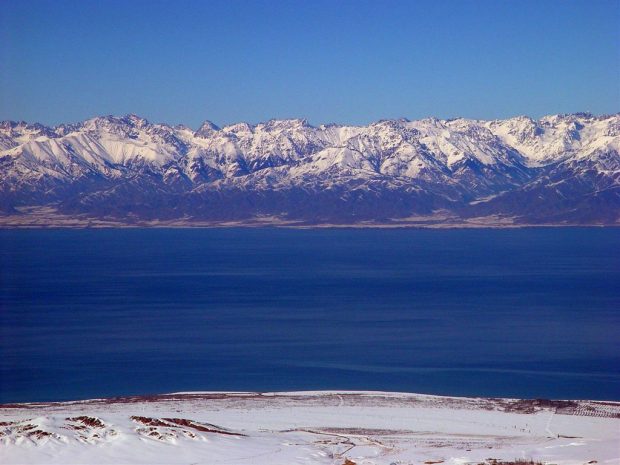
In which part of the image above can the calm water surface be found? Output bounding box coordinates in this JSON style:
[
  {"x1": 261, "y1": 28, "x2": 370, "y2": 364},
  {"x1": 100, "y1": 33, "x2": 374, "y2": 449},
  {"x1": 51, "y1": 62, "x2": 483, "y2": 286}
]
[{"x1": 0, "y1": 228, "x2": 618, "y2": 402}]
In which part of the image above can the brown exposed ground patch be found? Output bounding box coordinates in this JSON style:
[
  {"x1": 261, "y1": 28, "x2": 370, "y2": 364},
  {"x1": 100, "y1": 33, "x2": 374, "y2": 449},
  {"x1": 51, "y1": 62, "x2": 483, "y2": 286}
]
[
  {"x1": 68, "y1": 416, "x2": 105, "y2": 428},
  {"x1": 0, "y1": 422, "x2": 56, "y2": 440},
  {"x1": 140, "y1": 427, "x2": 174, "y2": 441},
  {"x1": 479, "y1": 460, "x2": 543, "y2": 465},
  {"x1": 163, "y1": 418, "x2": 246, "y2": 436},
  {"x1": 16, "y1": 423, "x2": 37, "y2": 432},
  {"x1": 131, "y1": 416, "x2": 245, "y2": 437},
  {"x1": 27, "y1": 430, "x2": 52, "y2": 439},
  {"x1": 316, "y1": 427, "x2": 415, "y2": 436},
  {"x1": 131, "y1": 416, "x2": 171, "y2": 427},
  {"x1": 504, "y1": 399, "x2": 579, "y2": 414},
  {"x1": 502, "y1": 398, "x2": 620, "y2": 418}
]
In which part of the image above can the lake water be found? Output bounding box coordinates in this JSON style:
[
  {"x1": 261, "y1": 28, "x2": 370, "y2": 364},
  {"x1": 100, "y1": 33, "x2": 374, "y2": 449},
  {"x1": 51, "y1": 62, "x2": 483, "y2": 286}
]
[{"x1": 0, "y1": 228, "x2": 619, "y2": 403}]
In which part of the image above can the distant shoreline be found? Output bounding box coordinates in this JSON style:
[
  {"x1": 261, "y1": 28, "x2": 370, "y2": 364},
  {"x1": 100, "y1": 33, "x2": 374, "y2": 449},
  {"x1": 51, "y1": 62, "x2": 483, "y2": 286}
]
[
  {"x1": 2, "y1": 390, "x2": 620, "y2": 408},
  {"x1": 1, "y1": 222, "x2": 616, "y2": 229},
  {"x1": 0, "y1": 211, "x2": 617, "y2": 230}
]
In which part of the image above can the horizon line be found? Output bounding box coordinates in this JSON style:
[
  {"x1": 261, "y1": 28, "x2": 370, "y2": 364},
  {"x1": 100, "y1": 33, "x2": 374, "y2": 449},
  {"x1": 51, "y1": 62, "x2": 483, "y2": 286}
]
[{"x1": 2, "y1": 110, "x2": 618, "y2": 132}]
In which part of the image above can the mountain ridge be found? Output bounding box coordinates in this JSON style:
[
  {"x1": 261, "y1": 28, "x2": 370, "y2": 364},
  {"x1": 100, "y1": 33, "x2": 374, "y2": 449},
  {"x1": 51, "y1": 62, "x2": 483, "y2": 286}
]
[{"x1": 1, "y1": 112, "x2": 618, "y2": 226}]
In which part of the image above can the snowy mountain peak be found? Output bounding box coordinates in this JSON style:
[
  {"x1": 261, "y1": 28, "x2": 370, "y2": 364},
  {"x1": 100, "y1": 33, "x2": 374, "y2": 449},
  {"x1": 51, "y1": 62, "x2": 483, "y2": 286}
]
[{"x1": 195, "y1": 120, "x2": 220, "y2": 137}]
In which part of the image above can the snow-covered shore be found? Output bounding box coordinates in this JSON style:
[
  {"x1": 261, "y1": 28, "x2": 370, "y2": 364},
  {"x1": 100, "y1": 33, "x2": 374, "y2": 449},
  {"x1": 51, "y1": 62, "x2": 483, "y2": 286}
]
[{"x1": 1, "y1": 391, "x2": 618, "y2": 465}]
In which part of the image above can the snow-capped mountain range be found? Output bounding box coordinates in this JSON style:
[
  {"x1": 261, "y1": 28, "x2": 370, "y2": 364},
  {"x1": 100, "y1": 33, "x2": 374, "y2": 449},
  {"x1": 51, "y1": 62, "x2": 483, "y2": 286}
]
[{"x1": 1, "y1": 113, "x2": 618, "y2": 225}]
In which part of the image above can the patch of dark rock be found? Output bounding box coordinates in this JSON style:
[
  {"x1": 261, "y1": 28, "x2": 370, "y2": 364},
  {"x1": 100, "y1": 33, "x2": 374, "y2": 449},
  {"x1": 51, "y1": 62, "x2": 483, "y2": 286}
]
[
  {"x1": 130, "y1": 416, "x2": 170, "y2": 427},
  {"x1": 504, "y1": 398, "x2": 578, "y2": 414},
  {"x1": 27, "y1": 430, "x2": 52, "y2": 439},
  {"x1": 479, "y1": 460, "x2": 544, "y2": 465},
  {"x1": 162, "y1": 417, "x2": 246, "y2": 436},
  {"x1": 68, "y1": 416, "x2": 105, "y2": 428}
]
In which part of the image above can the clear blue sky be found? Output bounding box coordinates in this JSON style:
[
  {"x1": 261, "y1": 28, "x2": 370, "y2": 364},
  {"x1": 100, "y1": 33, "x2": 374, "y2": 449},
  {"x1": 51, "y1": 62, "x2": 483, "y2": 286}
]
[{"x1": 1, "y1": 0, "x2": 619, "y2": 127}]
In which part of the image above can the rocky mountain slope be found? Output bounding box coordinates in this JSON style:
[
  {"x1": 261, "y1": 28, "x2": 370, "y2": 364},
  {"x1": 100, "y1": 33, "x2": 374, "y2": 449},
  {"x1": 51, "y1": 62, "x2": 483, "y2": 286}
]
[{"x1": 1, "y1": 113, "x2": 618, "y2": 226}]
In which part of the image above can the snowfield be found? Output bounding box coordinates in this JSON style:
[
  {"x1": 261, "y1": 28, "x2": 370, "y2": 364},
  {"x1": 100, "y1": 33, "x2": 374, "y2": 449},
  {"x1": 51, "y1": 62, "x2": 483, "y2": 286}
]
[{"x1": 1, "y1": 391, "x2": 618, "y2": 465}]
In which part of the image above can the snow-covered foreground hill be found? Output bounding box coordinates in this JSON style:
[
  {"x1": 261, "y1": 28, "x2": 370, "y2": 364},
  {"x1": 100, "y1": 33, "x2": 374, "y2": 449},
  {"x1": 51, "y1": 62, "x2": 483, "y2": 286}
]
[
  {"x1": 1, "y1": 391, "x2": 618, "y2": 464},
  {"x1": 1, "y1": 113, "x2": 619, "y2": 226}
]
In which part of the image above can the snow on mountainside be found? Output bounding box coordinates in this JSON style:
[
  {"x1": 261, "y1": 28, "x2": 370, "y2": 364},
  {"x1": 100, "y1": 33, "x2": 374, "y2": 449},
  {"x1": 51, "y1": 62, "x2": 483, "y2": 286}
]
[{"x1": 0, "y1": 113, "x2": 618, "y2": 225}]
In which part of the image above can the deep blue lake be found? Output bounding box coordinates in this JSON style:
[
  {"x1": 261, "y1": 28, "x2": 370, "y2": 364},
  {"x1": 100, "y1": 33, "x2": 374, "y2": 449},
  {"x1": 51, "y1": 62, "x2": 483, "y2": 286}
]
[{"x1": 0, "y1": 228, "x2": 619, "y2": 403}]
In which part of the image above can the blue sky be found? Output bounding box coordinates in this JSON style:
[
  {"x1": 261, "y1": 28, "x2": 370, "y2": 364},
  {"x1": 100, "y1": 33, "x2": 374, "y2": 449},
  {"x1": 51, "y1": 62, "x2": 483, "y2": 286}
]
[{"x1": 1, "y1": 0, "x2": 618, "y2": 127}]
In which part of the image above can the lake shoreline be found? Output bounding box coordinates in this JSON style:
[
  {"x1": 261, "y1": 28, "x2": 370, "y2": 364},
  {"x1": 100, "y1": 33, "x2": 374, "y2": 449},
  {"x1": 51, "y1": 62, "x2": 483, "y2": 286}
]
[{"x1": 1, "y1": 205, "x2": 619, "y2": 228}]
